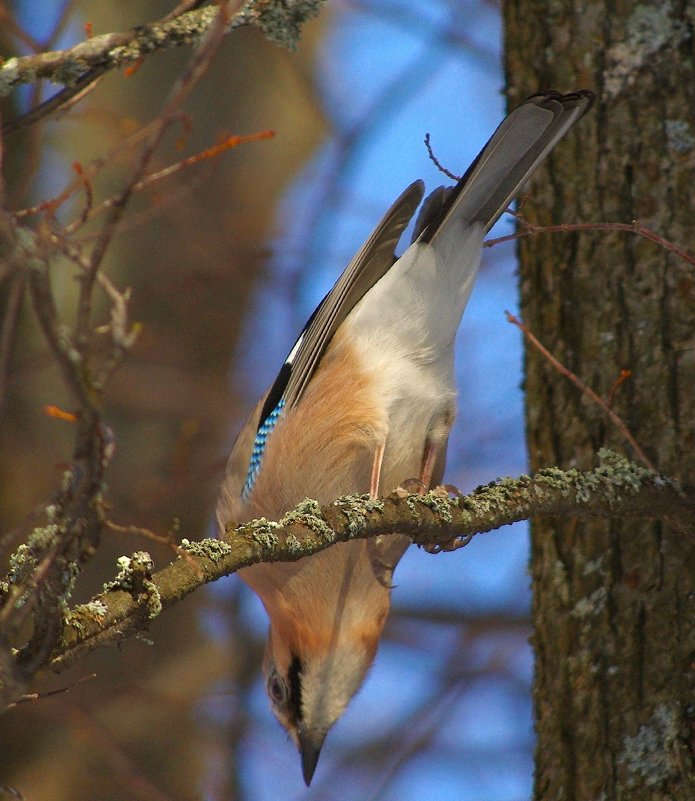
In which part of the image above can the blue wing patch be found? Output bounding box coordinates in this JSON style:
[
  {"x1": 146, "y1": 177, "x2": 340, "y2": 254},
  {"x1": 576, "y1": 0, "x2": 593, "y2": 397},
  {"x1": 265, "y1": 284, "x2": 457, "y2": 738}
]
[
  {"x1": 240, "y1": 324, "x2": 309, "y2": 501},
  {"x1": 242, "y1": 398, "x2": 286, "y2": 500}
]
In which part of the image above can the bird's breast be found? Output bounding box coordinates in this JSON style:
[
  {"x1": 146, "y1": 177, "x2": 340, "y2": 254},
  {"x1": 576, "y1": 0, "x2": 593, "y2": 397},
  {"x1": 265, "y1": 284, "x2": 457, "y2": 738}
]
[{"x1": 345, "y1": 320, "x2": 457, "y2": 492}]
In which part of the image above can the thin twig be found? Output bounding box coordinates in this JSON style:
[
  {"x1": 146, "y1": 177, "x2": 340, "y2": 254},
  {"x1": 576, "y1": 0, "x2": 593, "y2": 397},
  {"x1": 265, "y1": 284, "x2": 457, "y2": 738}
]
[
  {"x1": 64, "y1": 129, "x2": 274, "y2": 234},
  {"x1": 486, "y1": 216, "x2": 695, "y2": 269},
  {"x1": 0, "y1": 7, "x2": 43, "y2": 52},
  {"x1": 43, "y1": 229, "x2": 140, "y2": 391},
  {"x1": 1, "y1": 67, "x2": 108, "y2": 138},
  {"x1": 424, "y1": 132, "x2": 460, "y2": 181},
  {"x1": 7, "y1": 0, "x2": 80, "y2": 194},
  {"x1": 130, "y1": 129, "x2": 275, "y2": 190},
  {"x1": 14, "y1": 114, "x2": 190, "y2": 220},
  {"x1": 44, "y1": 0, "x2": 82, "y2": 50},
  {"x1": 105, "y1": 520, "x2": 203, "y2": 580},
  {"x1": 92, "y1": 274, "x2": 140, "y2": 389},
  {"x1": 65, "y1": 706, "x2": 178, "y2": 801},
  {"x1": 0, "y1": 271, "x2": 26, "y2": 417},
  {"x1": 27, "y1": 241, "x2": 94, "y2": 411},
  {"x1": 7, "y1": 672, "x2": 96, "y2": 708},
  {"x1": 607, "y1": 368, "x2": 632, "y2": 407},
  {"x1": 71, "y1": 162, "x2": 94, "y2": 228},
  {"x1": 505, "y1": 311, "x2": 656, "y2": 471},
  {"x1": 162, "y1": 0, "x2": 210, "y2": 23},
  {"x1": 75, "y1": 1, "x2": 240, "y2": 348}
]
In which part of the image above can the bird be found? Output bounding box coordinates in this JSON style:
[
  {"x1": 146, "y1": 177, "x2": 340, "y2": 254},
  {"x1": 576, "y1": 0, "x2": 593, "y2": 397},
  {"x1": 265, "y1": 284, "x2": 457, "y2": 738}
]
[{"x1": 216, "y1": 89, "x2": 594, "y2": 785}]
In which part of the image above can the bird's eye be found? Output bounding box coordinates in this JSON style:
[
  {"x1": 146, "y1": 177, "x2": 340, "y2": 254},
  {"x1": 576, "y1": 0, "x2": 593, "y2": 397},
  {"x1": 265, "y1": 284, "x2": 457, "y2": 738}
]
[{"x1": 267, "y1": 671, "x2": 287, "y2": 706}]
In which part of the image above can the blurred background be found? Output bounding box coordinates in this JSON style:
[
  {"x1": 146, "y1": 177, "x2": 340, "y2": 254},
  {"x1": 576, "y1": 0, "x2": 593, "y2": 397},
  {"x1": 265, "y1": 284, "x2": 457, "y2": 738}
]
[{"x1": 0, "y1": 1, "x2": 536, "y2": 799}]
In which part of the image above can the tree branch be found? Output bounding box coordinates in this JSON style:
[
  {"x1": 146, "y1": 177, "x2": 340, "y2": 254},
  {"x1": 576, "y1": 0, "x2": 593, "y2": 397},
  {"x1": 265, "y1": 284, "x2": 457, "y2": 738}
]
[
  {"x1": 0, "y1": 1, "x2": 320, "y2": 709},
  {"x1": 40, "y1": 450, "x2": 693, "y2": 679},
  {"x1": 0, "y1": 0, "x2": 325, "y2": 97}
]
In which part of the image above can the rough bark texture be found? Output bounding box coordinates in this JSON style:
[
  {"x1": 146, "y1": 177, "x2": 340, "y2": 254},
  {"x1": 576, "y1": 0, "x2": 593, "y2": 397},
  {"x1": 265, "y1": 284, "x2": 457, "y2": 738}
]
[{"x1": 504, "y1": 2, "x2": 695, "y2": 800}]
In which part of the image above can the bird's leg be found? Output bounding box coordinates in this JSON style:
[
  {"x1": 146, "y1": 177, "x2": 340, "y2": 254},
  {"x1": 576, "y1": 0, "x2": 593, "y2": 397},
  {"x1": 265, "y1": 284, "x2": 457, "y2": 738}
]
[
  {"x1": 396, "y1": 438, "x2": 442, "y2": 497},
  {"x1": 419, "y1": 437, "x2": 440, "y2": 491},
  {"x1": 367, "y1": 434, "x2": 399, "y2": 587},
  {"x1": 369, "y1": 438, "x2": 386, "y2": 499},
  {"x1": 417, "y1": 407, "x2": 453, "y2": 492}
]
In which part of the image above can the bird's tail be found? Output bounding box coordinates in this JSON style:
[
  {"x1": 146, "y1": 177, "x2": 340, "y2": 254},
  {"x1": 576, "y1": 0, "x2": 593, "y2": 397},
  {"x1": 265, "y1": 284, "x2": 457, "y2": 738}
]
[
  {"x1": 412, "y1": 90, "x2": 594, "y2": 244},
  {"x1": 354, "y1": 90, "x2": 594, "y2": 354}
]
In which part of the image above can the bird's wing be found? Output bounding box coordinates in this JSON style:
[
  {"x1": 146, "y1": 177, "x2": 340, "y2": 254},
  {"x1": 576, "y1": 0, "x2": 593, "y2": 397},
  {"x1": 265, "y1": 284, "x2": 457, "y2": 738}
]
[
  {"x1": 256, "y1": 179, "x2": 425, "y2": 428},
  {"x1": 218, "y1": 180, "x2": 424, "y2": 508}
]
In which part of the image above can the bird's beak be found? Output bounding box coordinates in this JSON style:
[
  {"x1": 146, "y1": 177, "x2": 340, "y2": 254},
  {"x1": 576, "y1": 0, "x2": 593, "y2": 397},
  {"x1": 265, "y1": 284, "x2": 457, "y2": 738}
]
[{"x1": 298, "y1": 727, "x2": 326, "y2": 786}]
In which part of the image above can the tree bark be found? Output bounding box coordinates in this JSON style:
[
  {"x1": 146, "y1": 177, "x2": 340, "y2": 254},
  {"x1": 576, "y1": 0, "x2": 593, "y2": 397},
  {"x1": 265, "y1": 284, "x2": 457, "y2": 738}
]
[{"x1": 504, "y1": 2, "x2": 695, "y2": 799}]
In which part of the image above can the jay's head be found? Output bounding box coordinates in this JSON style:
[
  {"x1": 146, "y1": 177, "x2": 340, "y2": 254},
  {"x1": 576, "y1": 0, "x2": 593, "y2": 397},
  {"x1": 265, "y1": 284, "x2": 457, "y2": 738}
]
[{"x1": 261, "y1": 595, "x2": 385, "y2": 785}]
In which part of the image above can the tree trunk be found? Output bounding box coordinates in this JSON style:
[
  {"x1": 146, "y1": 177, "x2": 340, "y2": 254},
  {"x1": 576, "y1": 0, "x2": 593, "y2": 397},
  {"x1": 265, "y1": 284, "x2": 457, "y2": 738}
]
[{"x1": 503, "y1": 2, "x2": 695, "y2": 799}]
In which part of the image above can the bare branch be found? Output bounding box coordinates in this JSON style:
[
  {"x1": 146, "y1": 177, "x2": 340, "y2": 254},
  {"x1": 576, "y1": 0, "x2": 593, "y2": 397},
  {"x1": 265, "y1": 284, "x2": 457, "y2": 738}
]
[
  {"x1": 424, "y1": 132, "x2": 460, "y2": 181},
  {"x1": 26, "y1": 238, "x2": 95, "y2": 411},
  {"x1": 506, "y1": 311, "x2": 656, "y2": 472},
  {"x1": 0, "y1": 3, "x2": 298, "y2": 703},
  {"x1": 73, "y1": 1, "x2": 246, "y2": 350},
  {"x1": 0, "y1": 7, "x2": 258, "y2": 697},
  {"x1": 6, "y1": 672, "x2": 95, "y2": 708},
  {"x1": 1, "y1": 66, "x2": 108, "y2": 138},
  {"x1": 0, "y1": 270, "x2": 25, "y2": 416},
  {"x1": 486, "y1": 215, "x2": 695, "y2": 269},
  {"x1": 55, "y1": 129, "x2": 275, "y2": 234}
]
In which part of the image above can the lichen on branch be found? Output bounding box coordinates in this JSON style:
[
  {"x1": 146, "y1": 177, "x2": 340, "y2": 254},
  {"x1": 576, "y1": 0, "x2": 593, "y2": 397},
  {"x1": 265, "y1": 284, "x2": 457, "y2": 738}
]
[
  {"x1": 0, "y1": 0, "x2": 326, "y2": 97},
  {"x1": 33, "y1": 450, "x2": 693, "y2": 682}
]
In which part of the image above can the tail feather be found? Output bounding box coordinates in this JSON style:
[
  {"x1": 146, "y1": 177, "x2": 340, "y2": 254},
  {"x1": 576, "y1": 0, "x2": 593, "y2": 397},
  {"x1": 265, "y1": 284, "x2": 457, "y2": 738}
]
[
  {"x1": 414, "y1": 90, "x2": 594, "y2": 242},
  {"x1": 354, "y1": 90, "x2": 594, "y2": 353}
]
